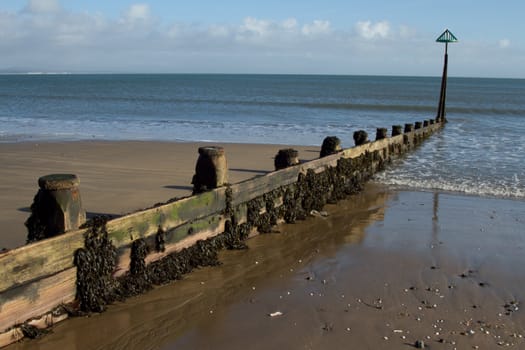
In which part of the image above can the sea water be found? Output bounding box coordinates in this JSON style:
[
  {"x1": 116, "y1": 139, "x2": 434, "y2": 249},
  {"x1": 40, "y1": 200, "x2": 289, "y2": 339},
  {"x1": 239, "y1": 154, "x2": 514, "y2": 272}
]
[{"x1": 0, "y1": 74, "x2": 523, "y2": 199}]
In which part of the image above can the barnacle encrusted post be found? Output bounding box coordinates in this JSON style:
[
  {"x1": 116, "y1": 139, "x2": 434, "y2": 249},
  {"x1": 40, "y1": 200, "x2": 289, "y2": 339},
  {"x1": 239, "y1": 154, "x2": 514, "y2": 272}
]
[
  {"x1": 353, "y1": 130, "x2": 368, "y2": 146},
  {"x1": 192, "y1": 146, "x2": 228, "y2": 194},
  {"x1": 375, "y1": 128, "x2": 388, "y2": 141},
  {"x1": 25, "y1": 174, "x2": 86, "y2": 243},
  {"x1": 274, "y1": 148, "x2": 299, "y2": 170},
  {"x1": 392, "y1": 125, "x2": 403, "y2": 137},
  {"x1": 320, "y1": 136, "x2": 342, "y2": 157}
]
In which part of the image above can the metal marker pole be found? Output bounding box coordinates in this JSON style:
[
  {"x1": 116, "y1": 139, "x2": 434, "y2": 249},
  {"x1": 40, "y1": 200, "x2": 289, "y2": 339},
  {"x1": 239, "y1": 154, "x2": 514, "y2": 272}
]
[{"x1": 436, "y1": 29, "x2": 457, "y2": 122}]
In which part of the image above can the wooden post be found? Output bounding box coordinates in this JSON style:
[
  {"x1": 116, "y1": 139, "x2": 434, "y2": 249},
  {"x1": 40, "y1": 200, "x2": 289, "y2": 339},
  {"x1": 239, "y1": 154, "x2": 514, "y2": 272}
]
[
  {"x1": 375, "y1": 128, "x2": 388, "y2": 141},
  {"x1": 404, "y1": 123, "x2": 414, "y2": 133},
  {"x1": 192, "y1": 146, "x2": 228, "y2": 194},
  {"x1": 353, "y1": 130, "x2": 368, "y2": 146},
  {"x1": 320, "y1": 136, "x2": 342, "y2": 157},
  {"x1": 274, "y1": 148, "x2": 299, "y2": 170},
  {"x1": 392, "y1": 125, "x2": 403, "y2": 137},
  {"x1": 414, "y1": 121, "x2": 423, "y2": 130},
  {"x1": 25, "y1": 174, "x2": 86, "y2": 243}
]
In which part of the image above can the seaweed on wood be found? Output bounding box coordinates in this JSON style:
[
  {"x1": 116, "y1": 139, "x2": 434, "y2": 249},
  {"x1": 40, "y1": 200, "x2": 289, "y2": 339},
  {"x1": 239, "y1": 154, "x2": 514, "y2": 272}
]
[
  {"x1": 220, "y1": 219, "x2": 250, "y2": 250},
  {"x1": 282, "y1": 184, "x2": 305, "y2": 224},
  {"x1": 155, "y1": 226, "x2": 166, "y2": 252},
  {"x1": 224, "y1": 185, "x2": 235, "y2": 218},
  {"x1": 73, "y1": 216, "x2": 118, "y2": 313},
  {"x1": 247, "y1": 196, "x2": 269, "y2": 233},
  {"x1": 118, "y1": 238, "x2": 152, "y2": 297},
  {"x1": 147, "y1": 220, "x2": 249, "y2": 285},
  {"x1": 20, "y1": 323, "x2": 49, "y2": 339},
  {"x1": 25, "y1": 190, "x2": 59, "y2": 243},
  {"x1": 297, "y1": 168, "x2": 331, "y2": 213},
  {"x1": 245, "y1": 150, "x2": 383, "y2": 231},
  {"x1": 246, "y1": 189, "x2": 283, "y2": 234},
  {"x1": 146, "y1": 246, "x2": 194, "y2": 285}
]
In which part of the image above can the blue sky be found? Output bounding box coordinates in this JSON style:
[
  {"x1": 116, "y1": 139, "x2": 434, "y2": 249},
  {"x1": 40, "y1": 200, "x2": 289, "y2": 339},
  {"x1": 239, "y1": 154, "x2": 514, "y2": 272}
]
[{"x1": 1, "y1": 0, "x2": 523, "y2": 77}]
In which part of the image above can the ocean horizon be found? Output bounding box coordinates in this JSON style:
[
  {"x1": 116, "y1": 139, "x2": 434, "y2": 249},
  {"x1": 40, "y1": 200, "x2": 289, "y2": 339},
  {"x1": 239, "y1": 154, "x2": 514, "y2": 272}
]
[{"x1": 3, "y1": 71, "x2": 525, "y2": 80}]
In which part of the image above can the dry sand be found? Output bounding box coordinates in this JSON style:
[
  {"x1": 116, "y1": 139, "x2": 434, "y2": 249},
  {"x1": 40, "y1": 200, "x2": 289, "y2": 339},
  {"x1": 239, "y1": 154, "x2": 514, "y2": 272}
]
[
  {"x1": 0, "y1": 141, "x2": 319, "y2": 249},
  {"x1": 3, "y1": 141, "x2": 525, "y2": 350}
]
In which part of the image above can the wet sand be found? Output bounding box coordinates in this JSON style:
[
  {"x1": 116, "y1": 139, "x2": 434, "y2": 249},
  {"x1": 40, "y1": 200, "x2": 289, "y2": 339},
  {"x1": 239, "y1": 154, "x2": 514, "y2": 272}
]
[{"x1": 3, "y1": 142, "x2": 525, "y2": 349}]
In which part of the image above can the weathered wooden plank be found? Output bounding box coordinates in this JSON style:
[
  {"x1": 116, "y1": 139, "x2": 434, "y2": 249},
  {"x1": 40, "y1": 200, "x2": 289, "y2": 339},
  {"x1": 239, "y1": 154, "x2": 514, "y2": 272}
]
[
  {"x1": 230, "y1": 167, "x2": 300, "y2": 205},
  {"x1": 341, "y1": 137, "x2": 397, "y2": 159},
  {"x1": 229, "y1": 137, "x2": 406, "y2": 206},
  {"x1": 0, "y1": 268, "x2": 76, "y2": 333},
  {"x1": 300, "y1": 151, "x2": 341, "y2": 171},
  {"x1": 117, "y1": 205, "x2": 248, "y2": 276},
  {"x1": 106, "y1": 187, "x2": 227, "y2": 248},
  {"x1": 0, "y1": 230, "x2": 85, "y2": 294},
  {"x1": 114, "y1": 204, "x2": 249, "y2": 277},
  {"x1": 0, "y1": 312, "x2": 69, "y2": 348},
  {"x1": 112, "y1": 212, "x2": 228, "y2": 277},
  {"x1": 0, "y1": 327, "x2": 24, "y2": 348},
  {"x1": 230, "y1": 151, "x2": 349, "y2": 205},
  {"x1": 145, "y1": 215, "x2": 228, "y2": 266},
  {"x1": 0, "y1": 189, "x2": 227, "y2": 293}
]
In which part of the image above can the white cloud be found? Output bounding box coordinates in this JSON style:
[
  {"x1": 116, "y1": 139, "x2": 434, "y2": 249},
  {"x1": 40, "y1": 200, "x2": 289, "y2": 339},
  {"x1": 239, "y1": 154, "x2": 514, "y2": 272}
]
[
  {"x1": 235, "y1": 17, "x2": 333, "y2": 45},
  {"x1": 499, "y1": 38, "x2": 510, "y2": 48},
  {"x1": 240, "y1": 17, "x2": 271, "y2": 37},
  {"x1": 122, "y1": 3, "x2": 151, "y2": 22},
  {"x1": 24, "y1": 0, "x2": 61, "y2": 14},
  {"x1": 302, "y1": 20, "x2": 331, "y2": 36},
  {"x1": 355, "y1": 20, "x2": 390, "y2": 39}
]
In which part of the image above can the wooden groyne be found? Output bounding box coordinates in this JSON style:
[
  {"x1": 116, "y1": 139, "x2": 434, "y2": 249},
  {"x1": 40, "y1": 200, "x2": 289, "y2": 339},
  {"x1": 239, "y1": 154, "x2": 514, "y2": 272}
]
[{"x1": 0, "y1": 120, "x2": 443, "y2": 347}]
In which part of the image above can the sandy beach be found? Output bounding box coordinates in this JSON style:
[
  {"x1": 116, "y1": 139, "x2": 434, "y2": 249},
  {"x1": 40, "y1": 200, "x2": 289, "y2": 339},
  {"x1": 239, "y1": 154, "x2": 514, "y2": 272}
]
[
  {"x1": 0, "y1": 141, "x2": 320, "y2": 249},
  {"x1": 3, "y1": 141, "x2": 525, "y2": 350}
]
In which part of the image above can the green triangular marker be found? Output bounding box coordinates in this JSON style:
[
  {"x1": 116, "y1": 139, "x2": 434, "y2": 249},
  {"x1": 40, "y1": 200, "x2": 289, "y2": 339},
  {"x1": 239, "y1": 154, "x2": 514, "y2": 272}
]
[{"x1": 436, "y1": 29, "x2": 458, "y2": 43}]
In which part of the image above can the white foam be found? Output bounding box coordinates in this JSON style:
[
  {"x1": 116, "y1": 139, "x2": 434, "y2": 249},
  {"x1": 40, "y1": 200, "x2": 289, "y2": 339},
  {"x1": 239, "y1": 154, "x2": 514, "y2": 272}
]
[{"x1": 375, "y1": 173, "x2": 525, "y2": 200}]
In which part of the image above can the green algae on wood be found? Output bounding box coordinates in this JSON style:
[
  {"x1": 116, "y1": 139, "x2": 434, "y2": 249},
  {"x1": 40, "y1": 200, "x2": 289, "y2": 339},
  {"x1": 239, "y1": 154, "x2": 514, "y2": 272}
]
[{"x1": 106, "y1": 189, "x2": 226, "y2": 247}]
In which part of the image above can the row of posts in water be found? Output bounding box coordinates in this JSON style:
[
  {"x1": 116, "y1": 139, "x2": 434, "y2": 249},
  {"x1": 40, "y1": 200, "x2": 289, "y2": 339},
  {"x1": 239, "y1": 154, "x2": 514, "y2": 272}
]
[{"x1": 25, "y1": 118, "x2": 439, "y2": 244}]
